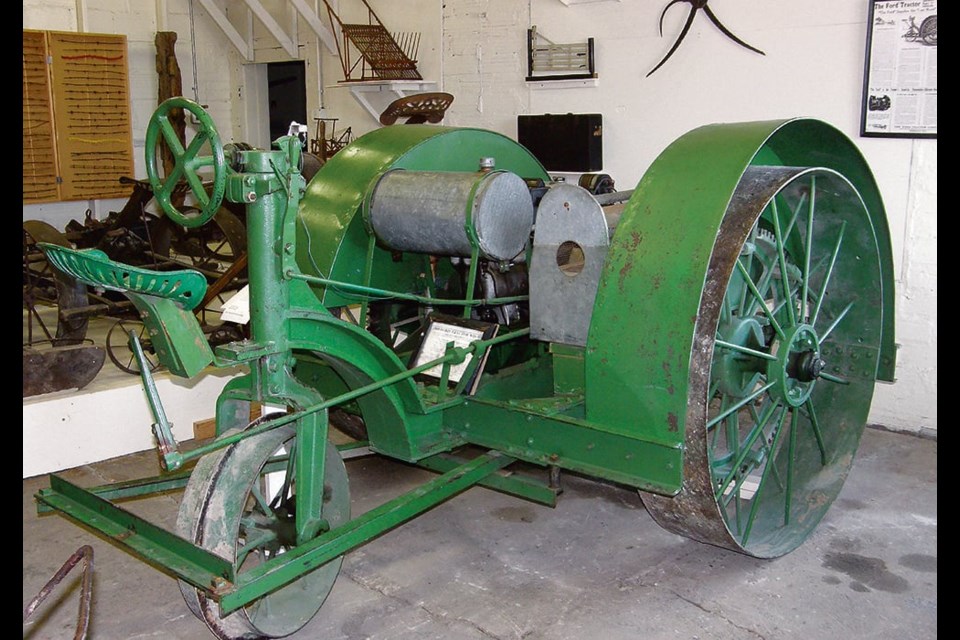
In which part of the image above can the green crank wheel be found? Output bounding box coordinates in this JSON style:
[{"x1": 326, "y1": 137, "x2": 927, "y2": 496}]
[
  {"x1": 643, "y1": 166, "x2": 884, "y2": 557},
  {"x1": 177, "y1": 423, "x2": 350, "y2": 638},
  {"x1": 145, "y1": 98, "x2": 227, "y2": 228}
]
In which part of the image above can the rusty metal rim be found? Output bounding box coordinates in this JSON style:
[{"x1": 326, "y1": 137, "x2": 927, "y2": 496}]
[{"x1": 641, "y1": 166, "x2": 879, "y2": 558}]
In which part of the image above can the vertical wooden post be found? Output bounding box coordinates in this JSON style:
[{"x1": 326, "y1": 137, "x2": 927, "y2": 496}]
[{"x1": 155, "y1": 32, "x2": 186, "y2": 183}]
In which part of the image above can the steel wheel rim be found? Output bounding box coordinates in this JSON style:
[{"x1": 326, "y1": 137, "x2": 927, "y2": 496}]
[
  {"x1": 178, "y1": 422, "x2": 350, "y2": 638},
  {"x1": 644, "y1": 166, "x2": 884, "y2": 557},
  {"x1": 106, "y1": 319, "x2": 160, "y2": 375}
]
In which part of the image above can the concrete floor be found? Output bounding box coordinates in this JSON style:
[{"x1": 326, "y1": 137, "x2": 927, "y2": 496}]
[{"x1": 23, "y1": 427, "x2": 936, "y2": 640}]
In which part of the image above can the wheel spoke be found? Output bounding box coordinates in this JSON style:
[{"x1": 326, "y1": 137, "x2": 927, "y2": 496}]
[
  {"x1": 715, "y1": 339, "x2": 777, "y2": 362},
  {"x1": 707, "y1": 381, "x2": 775, "y2": 429},
  {"x1": 801, "y1": 175, "x2": 816, "y2": 321},
  {"x1": 770, "y1": 198, "x2": 796, "y2": 326},
  {"x1": 741, "y1": 406, "x2": 790, "y2": 545},
  {"x1": 782, "y1": 190, "x2": 807, "y2": 243},
  {"x1": 159, "y1": 118, "x2": 185, "y2": 156},
  {"x1": 271, "y1": 441, "x2": 297, "y2": 510},
  {"x1": 236, "y1": 529, "x2": 277, "y2": 567},
  {"x1": 737, "y1": 235, "x2": 756, "y2": 314},
  {"x1": 715, "y1": 399, "x2": 780, "y2": 500},
  {"x1": 735, "y1": 261, "x2": 785, "y2": 340},
  {"x1": 726, "y1": 400, "x2": 739, "y2": 475},
  {"x1": 728, "y1": 403, "x2": 741, "y2": 533},
  {"x1": 820, "y1": 300, "x2": 854, "y2": 341},
  {"x1": 184, "y1": 169, "x2": 210, "y2": 207},
  {"x1": 744, "y1": 252, "x2": 774, "y2": 318},
  {"x1": 721, "y1": 289, "x2": 733, "y2": 325},
  {"x1": 159, "y1": 163, "x2": 185, "y2": 200},
  {"x1": 749, "y1": 402, "x2": 785, "y2": 491},
  {"x1": 711, "y1": 395, "x2": 727, "y2": 448},
  {"x1": 708, "y1": 379, "x2": 721, "y2": 400},
  {"x1": 250, "y1": 484, "x2": 277, "y2": 520},
  {"x1": 183, "y1": 130, "x2": 208, "y2": 164},
  {"x1": 811, "y1": 221, "x2": 846, "y2": 327},
  {"x1": 804, "y1": 399, "x2": 828, "y2": 465},
  {"x1": 785, "y1": 408, "x2": 798, "y2": 525},
  {"x1": 734, "y1": 477, "x2": 742, "y2": 534},
  {"x1": 819, "y1": 372, "x2": 850, "y2": 385}
]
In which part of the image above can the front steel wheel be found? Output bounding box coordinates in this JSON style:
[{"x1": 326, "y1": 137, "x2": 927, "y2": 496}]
[{"x1": 177, "y1": 423, "x2": 350, "y2": 638}]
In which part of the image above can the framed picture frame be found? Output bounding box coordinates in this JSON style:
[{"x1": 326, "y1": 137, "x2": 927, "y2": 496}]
[
  {"x1": 861, "y1": 0, "x2": 937, "y2": 138},
  {"x1": 410, "y1": 314, "x2": 498, "y2": 394}
]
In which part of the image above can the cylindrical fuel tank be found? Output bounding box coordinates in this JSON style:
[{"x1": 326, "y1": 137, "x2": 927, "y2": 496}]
[{"x1": 366, "y1": 169, "x2": 534, "y2": 262}]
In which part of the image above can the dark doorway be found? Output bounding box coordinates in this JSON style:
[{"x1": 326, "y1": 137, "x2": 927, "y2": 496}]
[{"x1": 267, "y1": 61, "x2": 307, "y2": 143}]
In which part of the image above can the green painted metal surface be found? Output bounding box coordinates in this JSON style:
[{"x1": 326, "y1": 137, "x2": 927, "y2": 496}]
[
  {"x1": 37, "y1": 475, "x2": 234, "y2": 589},
  {"x1": 584, "y1": 119, "x2": 895, "y2": 449},
  {"x1": 296, "y1": 125, "x2": 549, "y2": 308},
  {"x1": 38, "y1": 244, "x2": 208, "y2": 310},
  {"x1": 35, "y1": 441, "x2": 369, "y2": 516},
  {"x1": 145, "y1": 97, "x2": 227, "y2": 227},
  {"x1": 415, "y1": 453, "x2": 559, "y2": 507},
  {"x1": 126, "y1": 294, "x2": 214, "y2": 378},
  {"x1": 37, "y1": 243, "x2": 214, "y2": 377},
  {"x1": 218, "y1": 452, "x2": 514, "y2": 614},
  {"x1": 748, "y1": 120, "x2": 896, "y2": 381},
  {"x1": 449, "y1": 397, "x2": 682, "y2": 494},
  {"x1": 132, "y1": 330, "x2": 183, "y2": 470},
  {"x1": 36, "y1": 98, "x2": 898, "y2": 637}
]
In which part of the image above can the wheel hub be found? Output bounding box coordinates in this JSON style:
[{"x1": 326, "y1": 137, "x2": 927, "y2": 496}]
[{"x1": 768, "y1": 324, "x2": 822, "y2": 407}]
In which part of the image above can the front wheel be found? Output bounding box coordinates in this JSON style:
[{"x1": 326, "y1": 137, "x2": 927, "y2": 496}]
[{"x1": 177, "y1": 423, "x2": 350, "y2": 638}]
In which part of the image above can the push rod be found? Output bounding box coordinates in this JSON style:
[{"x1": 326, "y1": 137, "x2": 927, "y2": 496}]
[
  {"x1": 174, "y1": 327, "x2": 531, "y2": 466},
  {"x1": 286, "y1": 270, "x2": 528, "y2": 307}
]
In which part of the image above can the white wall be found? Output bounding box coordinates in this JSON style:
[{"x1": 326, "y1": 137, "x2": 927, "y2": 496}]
[
  {"x1": 441, "y1": 0, "x2": 936, "y2": 434},
  {"x1": 23, "y1": 369, "x2": 242, "y2": 478},
  {"x1": 22, "y1": 0, "x2": 235, "y2": 227},
  {"x1": 22, "y1": 0, "x2": 442, "y2": 228},
  {"x1": 22, "y1": 1, "x2": 936, "y2": 435},
  {"x1": 442, "y1": 0, "x2": 530, "y2": 135}
]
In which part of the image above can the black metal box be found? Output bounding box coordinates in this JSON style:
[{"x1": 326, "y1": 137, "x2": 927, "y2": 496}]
[{"x1": 517, "y1": 113, "x2": 602, "y2": 172}]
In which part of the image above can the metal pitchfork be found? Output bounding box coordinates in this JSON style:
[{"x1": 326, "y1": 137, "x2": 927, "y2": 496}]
[
  {"x1": 23, "y1": 545, "x2": 94, "y2": 640},
  {"x1": 648, "y1": 0, "x2": 765, "y2": 77}
]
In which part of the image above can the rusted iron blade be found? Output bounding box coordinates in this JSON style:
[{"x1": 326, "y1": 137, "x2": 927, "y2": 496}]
[{"x1": 23, "y1": 346, "x2": 105, "y2": 397}]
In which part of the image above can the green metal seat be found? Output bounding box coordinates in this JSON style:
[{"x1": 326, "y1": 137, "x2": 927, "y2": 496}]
[{"x1": 38, "y1": 243, "x2": 207, "y2": 311}]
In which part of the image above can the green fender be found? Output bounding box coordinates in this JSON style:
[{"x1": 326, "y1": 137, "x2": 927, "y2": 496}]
[
  {"x1": 296, "y1": 125, "x2": 549, "y2": 307},
  {"x1": 291, "y1": 125, "x2": 549, "y2": 459},
  {"x1": 288, "y1": 315, "x2": 448, "y2": 461},
  {"x1": 584, "y1": 118, "x2": 896, "y2": 445}
]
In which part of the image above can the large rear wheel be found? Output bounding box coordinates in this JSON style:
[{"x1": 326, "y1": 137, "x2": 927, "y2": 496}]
[{"x1": 641, "y1": 166, "x2": 884, "y2": 557}]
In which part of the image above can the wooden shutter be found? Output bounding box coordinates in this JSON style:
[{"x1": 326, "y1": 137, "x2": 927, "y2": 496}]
[
  {"x1": 23, "y1": 30, "x2": 59, "y2": 203},
  {"x1": 48, "y1": 32, "x2": 134, "y2": 200},
  {"x1": 22, "y1": 30, "x2": 134, "y2": 203}
]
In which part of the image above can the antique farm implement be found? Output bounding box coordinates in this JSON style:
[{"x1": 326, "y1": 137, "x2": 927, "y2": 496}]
[{"x1": 36, "y1": 98, "x2": 896, "y2": 639}]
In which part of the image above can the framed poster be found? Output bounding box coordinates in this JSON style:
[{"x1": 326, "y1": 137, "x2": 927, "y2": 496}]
[{"x1": 861, "y1": 0, "x2": 937, "y2": 138}]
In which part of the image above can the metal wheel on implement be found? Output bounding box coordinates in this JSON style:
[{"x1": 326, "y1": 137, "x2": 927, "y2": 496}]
[
  {"x1": 177, "y1": 419, "x2": 350, "y2": 639},
  {"x1": 586, "y1": 119, "x2": 895, "y2": 558}
]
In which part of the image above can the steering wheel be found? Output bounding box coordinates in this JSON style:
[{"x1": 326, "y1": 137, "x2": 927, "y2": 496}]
[{"x1": 145, "y1": 98, "x2": 226, "y2": 228}]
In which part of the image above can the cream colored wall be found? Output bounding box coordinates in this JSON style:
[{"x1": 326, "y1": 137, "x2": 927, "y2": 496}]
[
  {"x1": 22, "y1": 0, "x2": 443, "y2": 229},
  {"x1": 440, "y1": 0, "x2": 936, "y2": 434},
  {"x1": 22, "y1": 0, "x2": 935, "y2": 435}
]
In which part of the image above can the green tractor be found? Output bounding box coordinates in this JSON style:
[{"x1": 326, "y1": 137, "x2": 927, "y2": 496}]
[{"x1": 37, "y1": 98, "x2": 895, "y2": 639}]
